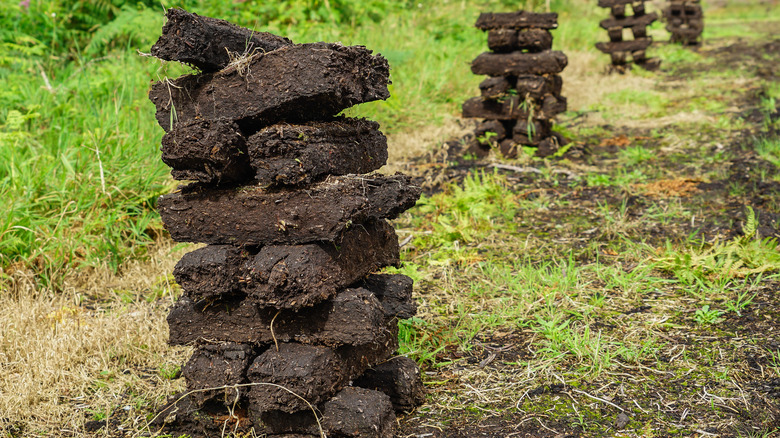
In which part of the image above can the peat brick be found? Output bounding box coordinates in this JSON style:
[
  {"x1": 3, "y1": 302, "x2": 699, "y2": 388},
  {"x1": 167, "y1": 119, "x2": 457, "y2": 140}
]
[
  {"x1": 161, "y1": 119, "x2": 252, "y2": 184},
  {"x1": 515, "y1": 74, "x2": 563, "y2": 99},
  {"x1": 172, "y1": 246, "x2": 248, "y2": 300},
  {"x1": 248, "y1": 118, "x2": 387, "y2": 186},
  {"x1": 150, "y1": 8, "x2": 292, "y2": 72},
  {"x1": 256, "y1": 387, "x2": 395, "y2": 437},
  {"x1": 149, "y1": 43, "x2": 390, "y2": 132},
  {"x1": 487, "y1": 28, "x2": 553, "y2": 53},
  {"x1": 243, "y1": 220, "x2": 399, "y2": 308},
  {"x1": 499, "y1": 138, "x2": 519, "y2": 157},
  {"x1": 668, "y1": 26, "x2": 704, "y2": 43},
  {"x1": 478, "y1": 76, "x2": 513, "y2": 99},
  {"x1": 597, "y1": 0, "x2": 636, "y2": 6},
  {"x1": 173, "y1": 220, "x2": 399, "y2": 307},
  {"x1": 360, "y1": 273, "x2": 417, "y2": 319},
  {"x1": 471, "y1": 51, "x2": 568, "y2": 76},
  {"x1": 474, "y1": 119, "x2": 507, "y2": 147},
  {"x1": 321, "y1": 388, "x2": 395, "y2": 437},
  {"x1": 160, "y1": 117, "x2": 388, "y2": 186},
  {"x1": 248, "y1": 344, "x2": 343, "y2": 413},
  {"x1": 595, "y1": 38, "x2": 652, "y2": 54},
  {"x1": 512, "y1": 118, "x2": 553, "y2": 139},
  {"x1": 462, "y1": 95, "x2": 567, "y2": 120},
  {"x1": 475, "y1": 11, "x2": 558, "y2": 30},
  {"x1": 354, "y1": 356, "x2": 425, "y2": 412},
  {"x1": 157, "y1": 175, "x2": 421, "y2": 246},
  {"x1": 153, "y1": 393, "x2": 254, "y2": 437},
  {"x1": 168, "y1": 295, "x2": 260, "y2": 345},
  {"x1": 168, "y1": 287, "x2": 395, "y2": 347},
  {"x1": 181, "y1": 342, "x2": 258, "y2": 406},
  {"x1": 535, "y1": 136, "x2": 560, "y2": 158},
  {"x1": 599, "y1": 12, "x2": 658, "y2": 30},
  {"x1": 247, "y1": 328, "x2": 398, "y2": 413},
  {"x1": 515, "y1": 28, "x2": 554, "y2": 51},
  {"x1": 486, "y1": 29, "x2": 517, "y2": 53}
]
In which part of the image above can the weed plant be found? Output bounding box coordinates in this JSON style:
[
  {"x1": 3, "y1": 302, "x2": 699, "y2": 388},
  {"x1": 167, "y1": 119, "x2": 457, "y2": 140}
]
[{"x1": 656, "y1": 207, "x2": 780, "y2": 287}]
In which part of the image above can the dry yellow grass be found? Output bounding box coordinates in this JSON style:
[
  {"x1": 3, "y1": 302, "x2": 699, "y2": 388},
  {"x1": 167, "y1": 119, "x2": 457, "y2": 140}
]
[
  {"x1": 0, "y1": 242, "x2": 191, "y2": 435},
  {"x1": 561, "y1": 51, "x2": 662, "y2": 127},
  {"x1": 384, "y1": 116, "x2": 473, "y2": 169}
]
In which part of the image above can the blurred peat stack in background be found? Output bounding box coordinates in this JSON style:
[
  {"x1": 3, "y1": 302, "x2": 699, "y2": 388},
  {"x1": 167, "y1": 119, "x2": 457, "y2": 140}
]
[
  {"x1": 664, "y1": 0, "x2": 704, "y2": 45},
  {"x1": 596, "y1": 0, "x2": 661, "y2": 72},
  {"x1": 462, "y1": 11, "x2": 569, "y2": 158}
]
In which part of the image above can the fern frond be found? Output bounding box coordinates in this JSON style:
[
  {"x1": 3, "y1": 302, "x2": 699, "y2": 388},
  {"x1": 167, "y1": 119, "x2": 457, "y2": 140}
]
[{"x1": 743, "y1": 206, "x2": 757, "y2": 240}]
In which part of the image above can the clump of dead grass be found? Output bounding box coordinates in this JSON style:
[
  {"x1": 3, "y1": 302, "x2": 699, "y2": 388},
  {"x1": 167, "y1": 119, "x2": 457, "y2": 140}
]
[
  {"x1": 635, "y1": 178, "x2": 702, "y2": 197},
  {"x1": 0, "y1": 242, "x2": 191, "y2": 434}
]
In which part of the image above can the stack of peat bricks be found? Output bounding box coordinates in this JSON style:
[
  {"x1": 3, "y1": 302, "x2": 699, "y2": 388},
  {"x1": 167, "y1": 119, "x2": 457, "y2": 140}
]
[
  {"x1": 664, "y1": 0, "x2": 704, "y2": 45},
  {"x1": 147, "y1": 9, "x2": 425, "y2": 438},
  {"x1": 462, "y1": 11, "x2": 568, "y2": 158},
  {"x1": 596, "y1": 0, "x2": 661, "y2": 71}
]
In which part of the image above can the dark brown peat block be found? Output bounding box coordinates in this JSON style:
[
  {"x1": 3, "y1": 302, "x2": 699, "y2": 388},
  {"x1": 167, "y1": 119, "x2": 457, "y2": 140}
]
[
  {"x1": 160, "y1": 119, "x2": 251, "y2": 184},
  {"x1": 246, "y1": 329, "x2": 398, "y2": 413},
  {"x1": 148, "y1": 42, "x2": 390, "y2": 132},
  {"x1": 470, "y1": 50, "x2": 568, "y2": 76},
  {"x1": 161, "y1": 117, "x2": 388, "y2": 185},
  {"x1": 168, "y1": 286, "x2": 398, "y2": 347},
  {"x1": 150, "y1": 8, "x2": 292, "y2": 72},
  {"x1": 248, "y1": 117, "x2": 388, "y2": 186},
  {"x1": 257, "y1": 387, "x2": 396, "y2": 437},
  {"x1": 354, "y1": 356, "x2": 426, "y2": 412},
  {"x1": 180, "y1": 342, "x2": 257, "y2": 406},
  {"x1": 157, "y1": 175, "x2": 420, "y2": 246},
  {"x1": 172, "y1": 219, "x2": 400, "y2": 308},
  {"x1": 475, "y1": 11, "x2": 559, "y2": 29}
]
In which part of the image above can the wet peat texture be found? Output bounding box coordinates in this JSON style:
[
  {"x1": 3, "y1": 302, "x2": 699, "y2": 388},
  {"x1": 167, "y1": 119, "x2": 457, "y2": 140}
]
[
  {"x1": 596, "y1": 0, "x2": 661, "y2": 72},
  {"x1": 461, "y1": 10, "x2": 569, "y2": 158},
  {"x1": 146, "y1": 9, "x2": 424, "y2": 437},
  {"x1": 663, "y1": 0, "x2": 704, "y2": 45}
]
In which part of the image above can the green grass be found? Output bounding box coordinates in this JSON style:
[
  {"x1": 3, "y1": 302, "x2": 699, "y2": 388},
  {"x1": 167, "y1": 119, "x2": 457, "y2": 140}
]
[
  {"x1": 0, "y1": 50, "x2": 175, "y2": 285},
  {"x1": 755, "y1": 136, "x2": 780, "y2": 168},
  {"x1": 702, "y1": 0, "x2": 780, "y2": 40}
]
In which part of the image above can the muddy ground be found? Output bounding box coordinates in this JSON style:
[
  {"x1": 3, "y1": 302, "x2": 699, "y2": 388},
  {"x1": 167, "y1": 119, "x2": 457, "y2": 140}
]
[{"x1": 394, "y1": 33, "x2": 780, "y2": 437}]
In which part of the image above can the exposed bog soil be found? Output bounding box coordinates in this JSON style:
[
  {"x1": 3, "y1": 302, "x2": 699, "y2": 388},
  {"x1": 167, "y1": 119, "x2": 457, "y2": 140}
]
[{"x1": 395, "y1": 33, "x2": 780, "y2": 437}]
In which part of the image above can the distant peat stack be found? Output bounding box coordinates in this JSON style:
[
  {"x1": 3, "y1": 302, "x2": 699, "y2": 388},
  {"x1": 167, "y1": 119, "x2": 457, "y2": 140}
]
[
  {"x1": 147, "y1": 8, "x2": 424, "y2": 437},
  {"x1": 664, "y1": 0, "x2": 704, "y2": 45},
  {"x1": 462, "y1": 11, "x2": 568, "y2": 158},
  {"x1": 596, "y1": 0, "x2": 660, "y2": 72}
]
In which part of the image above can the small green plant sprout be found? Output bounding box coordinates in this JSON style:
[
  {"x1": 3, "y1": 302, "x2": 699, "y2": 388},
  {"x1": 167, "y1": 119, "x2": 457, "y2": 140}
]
[
  {"x1": 769, "y1": 350, "x2": 780, "y2": 377},
  {"x1": 619, "y1": 145, "x2": 654, "y2": 166},
  {"x1": 724, "y1": 289, "x2": 756, "y2": 316},
  {"x1": 477, "y1": 130, "x2": 498, "y2": 147},
  {"x1": 694, "y1": 305, "x2": 723, "y2": 325},
  {"x1": 526, "y1": 119, "x2": 536, "y2": 142},
  {"x1": 86, "y1": 406, "x2": 109, "y2": 422},
  {"x1": 158, "y1": 364, "x2": 181, "y2": 380}
]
